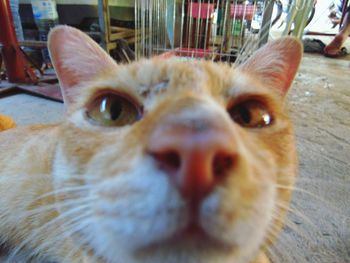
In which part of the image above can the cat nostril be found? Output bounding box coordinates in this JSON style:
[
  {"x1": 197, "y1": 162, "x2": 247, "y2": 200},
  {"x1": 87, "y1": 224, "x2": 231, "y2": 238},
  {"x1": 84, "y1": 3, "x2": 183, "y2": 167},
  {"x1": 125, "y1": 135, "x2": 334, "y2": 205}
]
[
  {"x1": 151, "y1": 151, "x2": 181, "y2": 173},
  {"x1": 213, "y1": 153, "x2": 236, "y2": 178}
]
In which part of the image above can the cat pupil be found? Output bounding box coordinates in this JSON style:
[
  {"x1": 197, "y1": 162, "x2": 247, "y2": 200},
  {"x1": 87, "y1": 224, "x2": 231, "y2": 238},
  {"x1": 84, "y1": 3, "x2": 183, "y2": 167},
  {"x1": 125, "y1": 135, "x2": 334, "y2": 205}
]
[
  {"x1": 110, "y1": 101, "x2": 123, "y2": 120},
  {"x1": 239, "y1": 106, "x2": 251, "y2": 124}
]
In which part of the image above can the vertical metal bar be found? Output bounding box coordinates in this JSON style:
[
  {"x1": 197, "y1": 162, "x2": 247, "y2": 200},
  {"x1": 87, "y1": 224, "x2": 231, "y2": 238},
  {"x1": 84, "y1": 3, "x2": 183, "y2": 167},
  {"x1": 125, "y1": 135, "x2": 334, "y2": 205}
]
[
  {"x1": 203, "y1": 0, "x2": 211, "y2": 50},
  {"x1": 188, "y1": 0, "x2": 194, "y2": 50},
  {"x1": 134, "y1": 0, "x2": 143, "y2": 60},
  {"x1": 222, "y1": 0, "x2": 232, "y2": 53},
  {"x1": 195, "y1": 0, "x2": 202, "y2": 50},
  {"x1": 149, "y1": 0, "x2": 153, "y2": 56},
  {"x1": 160, "y1": 0, "x2": 163, "y2": 53},
  {"x1": 240, "y1": 1, "x2": 247, "y2": 48},
  {"x1": 212, "y1": 0, "x2": 221, "y2": 60},
  {"x1": 172, "y1": 0, "x2": 176, "y2": 49},
  {"x1": 149, "y1": 0, "x2": 152, "y2": 56},
  {"x1": 142, "y1": 0, "x2": 146, "y2": 56},
  {"x1": 156, "y1": 0, "x2": 161, "y2": 55},
  {"x1": 231, "y1": 0, "x2": 237, "y2": 49},
  {"x1": 219, "y1": 0, "x2": 228, "y2": 55},
  {"x1": 292, "y1": 0, "x2": 313, "y2": 39},
  {"x1": 180, "y1": 0, "x2": 185, "y2": 50},
  {"x1": 141, "y1": 0, "x2": 145, "y2": 57},
  {"x1": 134, "y1": 0, "x2": 138, "y2": 59},
  {"x1": 236, "y1": 1, "x2": 261, "y2": 66},
  {"x1": 258, "y1": 0, "x2": 274, "y2": 47},
  {"x1": 147, "y1": 0, "x2": 150, "y2": 56},
  {"x1": 163, "y1": 0, "x2": 167, "y2": 53},
  {"x1": 98, "y1": 0, "x2": 110, "y2": 51},
  {"x1": 283, "y1": 0, "x2": 297, "y2": 36}
]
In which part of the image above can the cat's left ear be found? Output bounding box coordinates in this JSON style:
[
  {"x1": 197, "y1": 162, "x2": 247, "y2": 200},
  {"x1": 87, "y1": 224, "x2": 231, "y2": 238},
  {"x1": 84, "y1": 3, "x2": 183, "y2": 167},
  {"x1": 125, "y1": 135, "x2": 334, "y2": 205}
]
[
  {"x1": 238, "y1": 37, "x2": 302, "y2": 97},
  {"x1": 48, "y1": 25, "x2": 118, "y2": 106}
]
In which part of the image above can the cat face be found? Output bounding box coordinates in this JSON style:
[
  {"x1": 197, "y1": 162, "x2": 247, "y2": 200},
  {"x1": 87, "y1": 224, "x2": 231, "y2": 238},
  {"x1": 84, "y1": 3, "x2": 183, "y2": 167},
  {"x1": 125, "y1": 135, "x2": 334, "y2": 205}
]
[{"x1": 49, "y1": 26, "x2": 301, "y2": 263}]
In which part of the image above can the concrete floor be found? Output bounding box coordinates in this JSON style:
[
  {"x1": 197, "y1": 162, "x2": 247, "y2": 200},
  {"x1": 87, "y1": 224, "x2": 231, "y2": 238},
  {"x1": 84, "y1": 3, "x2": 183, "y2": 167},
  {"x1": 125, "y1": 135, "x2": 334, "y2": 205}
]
[
  {"x1": 0, "y1": 51, "x2": 349, "y2": 262},
  {"x1": 272, "y1": 53, "x2": 350, "y2": 263}
]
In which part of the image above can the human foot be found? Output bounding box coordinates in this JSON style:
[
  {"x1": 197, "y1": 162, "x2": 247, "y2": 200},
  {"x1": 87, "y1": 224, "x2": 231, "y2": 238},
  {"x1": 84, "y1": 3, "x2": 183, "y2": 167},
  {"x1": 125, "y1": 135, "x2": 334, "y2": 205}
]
[{"x1": 324, "y1": 34, "x2": 347, "y2": 57}]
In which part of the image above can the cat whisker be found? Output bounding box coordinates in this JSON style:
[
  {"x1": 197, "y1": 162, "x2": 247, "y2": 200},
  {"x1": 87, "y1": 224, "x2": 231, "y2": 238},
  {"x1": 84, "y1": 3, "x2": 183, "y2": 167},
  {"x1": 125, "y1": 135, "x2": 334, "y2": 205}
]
[
  {"x1": 291, "y1": 189, "x2": 348, "y2": 219},
  {"x1": 8, "y1": 200, "x2": 94, "y2": 261},
  {"x1": 275, "y1": 176, "x2": 350, "y2": 195},
  {"x1": 275, "y1": 200, "x2": 316, "y2": 228},
  {"x1": 275, "y1": 181, "x2": 348, "y2": 216},
  {"x1": 273, "y1": 201, "x2": 338, "y2": 250},
  {"x1": 267, "y1": 232, "x2": 302, "y2": 263},
  {"x1": 33, "y1": 184, "x2": 94, "y2": 203},
  {"x1": 236, "y1": 15, "x2": 275, "y2": 65},
  {"x1": 269, "y1": 212, "x2": 313, "y2": 243},
  {"x1": 269, "y1": 232, "x2": 297, "y2": 257},
  {"x1": 62, "y1": 218, "x2": 102, "y2": 263},
  {"x1": 296, "y1": 176, "x2": 350, "y2": 184},
  {"x1": 58, "y1": 217, "x2": 109, "y2": 263},
  {"x1": 17, "y1": 195, "x2": 96, "y2": 219},
  {"x1": 274, "y1": 183, "x2": 320, "y2": 198},
  {"x1": 31, "y1": 211, "x2": 93, "y2": 260},
  {"x1": 263, "y1": 231, "x2": 292, "y2": 262},
  {"x1": 264, "y1": 245, "x2": 280, "y2": 263}
]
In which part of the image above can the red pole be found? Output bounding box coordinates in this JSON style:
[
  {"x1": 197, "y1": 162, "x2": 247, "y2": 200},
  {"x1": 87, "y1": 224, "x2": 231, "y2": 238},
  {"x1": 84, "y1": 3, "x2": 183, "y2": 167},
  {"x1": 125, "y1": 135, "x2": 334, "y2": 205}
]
[{"x1": 0, "y1": 0, "x2": 38, "y2": 83}]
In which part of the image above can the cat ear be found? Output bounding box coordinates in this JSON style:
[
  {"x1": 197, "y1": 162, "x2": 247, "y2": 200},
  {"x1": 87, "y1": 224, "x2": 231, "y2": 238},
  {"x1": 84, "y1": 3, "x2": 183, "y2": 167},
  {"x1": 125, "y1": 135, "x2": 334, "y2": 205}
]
[
  {"x1": 48, "y1": 25, "x2": 117, "y2": 105},
  {"x1": 238, "y1": 37, "x2": 302, "y2": 97}
]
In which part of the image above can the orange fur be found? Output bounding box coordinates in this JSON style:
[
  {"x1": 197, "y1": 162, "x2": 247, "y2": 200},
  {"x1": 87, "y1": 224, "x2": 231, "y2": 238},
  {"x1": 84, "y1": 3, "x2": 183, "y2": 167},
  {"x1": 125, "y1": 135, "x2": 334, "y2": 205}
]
[{"x1": 0, "y1": 26, "x2": 302, "y2": 263}]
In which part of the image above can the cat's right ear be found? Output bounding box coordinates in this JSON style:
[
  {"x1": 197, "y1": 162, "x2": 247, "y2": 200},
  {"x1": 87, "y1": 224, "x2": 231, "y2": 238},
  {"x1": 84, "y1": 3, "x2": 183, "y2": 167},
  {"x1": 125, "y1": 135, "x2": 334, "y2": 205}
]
[
  {"x1": 48, "y1": 25, "x2": 118, "y2": 107},
  {"x1": 238, "y1": 37, "x2": 302, "y2": 97}
]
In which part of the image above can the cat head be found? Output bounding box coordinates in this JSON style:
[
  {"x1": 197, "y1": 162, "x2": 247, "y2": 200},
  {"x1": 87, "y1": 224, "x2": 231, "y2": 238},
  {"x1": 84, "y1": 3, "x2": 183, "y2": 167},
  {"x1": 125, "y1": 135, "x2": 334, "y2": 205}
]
[{"x1": 48, "y1": 26, "x2": 302, "y2": 263}]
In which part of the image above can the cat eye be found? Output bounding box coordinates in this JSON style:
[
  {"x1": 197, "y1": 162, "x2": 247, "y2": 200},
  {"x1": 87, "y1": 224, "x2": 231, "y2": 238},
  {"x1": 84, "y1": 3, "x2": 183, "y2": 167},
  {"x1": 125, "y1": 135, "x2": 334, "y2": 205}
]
[
  {"x1": 228, "y1": 100, "x2": 273, "y2": 128},
  {"x1": 86, "y1": 93, "x2": 142, "y2": 127}
]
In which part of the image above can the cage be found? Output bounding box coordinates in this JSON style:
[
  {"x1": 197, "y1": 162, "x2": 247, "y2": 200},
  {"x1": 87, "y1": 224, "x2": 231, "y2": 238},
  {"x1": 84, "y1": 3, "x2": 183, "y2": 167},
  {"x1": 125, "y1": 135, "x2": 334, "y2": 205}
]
[{"x1": 134, "y1": 0, "x2": 315, "y2": 63}]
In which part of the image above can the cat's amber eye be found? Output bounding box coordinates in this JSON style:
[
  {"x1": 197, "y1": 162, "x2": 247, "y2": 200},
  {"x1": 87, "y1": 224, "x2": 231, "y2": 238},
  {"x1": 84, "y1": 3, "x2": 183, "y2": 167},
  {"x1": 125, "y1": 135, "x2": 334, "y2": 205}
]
[
  {"x1": 86, "y1": 93, "x2": 142, "y2": 127},
  {"x1": 228, "y1": 100, "x2": 273, "y2": 128}
]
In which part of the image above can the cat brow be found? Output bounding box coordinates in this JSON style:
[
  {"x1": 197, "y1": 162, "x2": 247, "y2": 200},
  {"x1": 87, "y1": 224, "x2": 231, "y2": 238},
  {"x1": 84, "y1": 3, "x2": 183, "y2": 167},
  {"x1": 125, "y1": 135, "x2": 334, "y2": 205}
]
[
  {"x1": 137, "y1": 80, "x2": 170, "y2": 98},
  {"x1": 226, "y1": 86, "x2": 271, "y2": 100}
]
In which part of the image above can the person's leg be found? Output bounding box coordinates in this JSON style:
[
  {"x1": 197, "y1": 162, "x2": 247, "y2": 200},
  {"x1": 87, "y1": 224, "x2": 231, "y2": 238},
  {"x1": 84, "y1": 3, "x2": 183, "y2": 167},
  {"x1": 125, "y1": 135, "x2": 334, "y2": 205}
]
[{"x1": 324, "y1": 5, "x2": 350, "y2": 56}]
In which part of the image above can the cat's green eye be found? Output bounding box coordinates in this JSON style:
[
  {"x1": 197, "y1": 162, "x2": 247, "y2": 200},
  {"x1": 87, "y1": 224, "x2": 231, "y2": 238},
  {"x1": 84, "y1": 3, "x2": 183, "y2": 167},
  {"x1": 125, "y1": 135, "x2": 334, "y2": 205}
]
[
  {"x1": 228, "y1": 100, "x2": 273, "y2": 128},
  {"x1": 86, "y1": 93, "x2": 142, "y2": 127}
]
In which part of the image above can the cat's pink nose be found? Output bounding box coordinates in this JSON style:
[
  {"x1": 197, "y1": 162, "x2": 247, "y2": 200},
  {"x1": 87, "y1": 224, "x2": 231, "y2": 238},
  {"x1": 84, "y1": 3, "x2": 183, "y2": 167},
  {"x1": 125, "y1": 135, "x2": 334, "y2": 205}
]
[{"x1": 147, "y1": 119, "x2": 237, "y2": 203}]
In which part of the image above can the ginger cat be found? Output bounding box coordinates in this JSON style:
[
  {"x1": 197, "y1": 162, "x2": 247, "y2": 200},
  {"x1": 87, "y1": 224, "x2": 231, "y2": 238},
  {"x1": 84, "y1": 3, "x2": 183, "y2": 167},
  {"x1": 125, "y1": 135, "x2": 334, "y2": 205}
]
[{"x1": 0, "y1": 26, "x2": 302, "y2": 263}]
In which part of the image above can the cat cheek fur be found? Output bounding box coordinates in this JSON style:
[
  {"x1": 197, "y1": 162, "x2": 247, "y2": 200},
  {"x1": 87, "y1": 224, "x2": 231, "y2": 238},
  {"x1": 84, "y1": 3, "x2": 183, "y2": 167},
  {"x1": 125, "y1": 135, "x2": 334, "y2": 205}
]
[{"x1": 52, "y1": 95, "x2": 280, "y2": 263}]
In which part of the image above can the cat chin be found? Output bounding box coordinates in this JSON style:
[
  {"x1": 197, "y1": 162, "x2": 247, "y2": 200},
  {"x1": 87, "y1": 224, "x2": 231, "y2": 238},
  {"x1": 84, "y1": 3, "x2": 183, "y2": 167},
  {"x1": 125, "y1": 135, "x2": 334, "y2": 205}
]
[
  {"x1": 87, "y1": 230, "x2": 255, "y2": 263},
  {"x1": 84, "y1": 186, "x2": 272, "y2": 263},
  {"x1": 86, "y1": 217, "x2": 265, "y2": 262},
  {"x1": 131, "y1": 239, "x2": 242, "y2": 263}
]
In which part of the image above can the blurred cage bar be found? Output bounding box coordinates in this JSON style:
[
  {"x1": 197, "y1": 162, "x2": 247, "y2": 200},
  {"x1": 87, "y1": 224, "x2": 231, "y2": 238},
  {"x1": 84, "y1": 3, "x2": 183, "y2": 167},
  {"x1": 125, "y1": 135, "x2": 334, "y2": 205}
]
[{"x1": 134, "y1": 0, "x2": 273, "y2": 62}]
